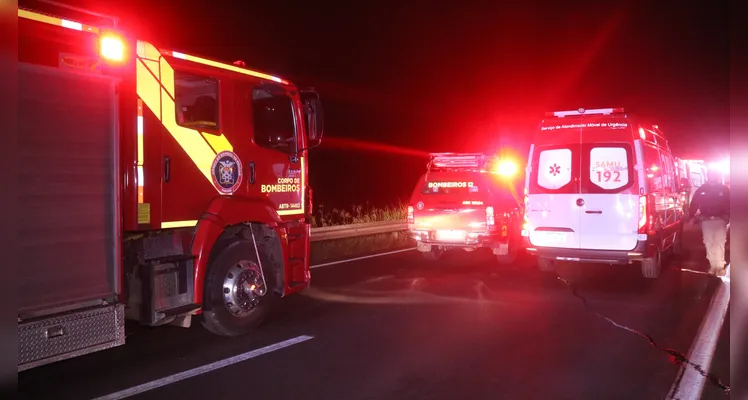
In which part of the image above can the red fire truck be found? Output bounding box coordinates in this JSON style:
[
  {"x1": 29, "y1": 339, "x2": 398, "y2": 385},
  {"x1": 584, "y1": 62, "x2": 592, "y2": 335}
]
[
  {"x1": 407, "y1": 153, "x2": 524, "y2": 264},
  {"x1": 17, "y1": 2, "x2": 324, "y2": 371}
]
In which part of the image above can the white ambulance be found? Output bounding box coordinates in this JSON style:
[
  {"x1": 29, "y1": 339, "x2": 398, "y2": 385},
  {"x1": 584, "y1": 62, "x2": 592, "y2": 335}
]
[{"x1": 521, "y1": 108, "x2": 685, "y2": 278}]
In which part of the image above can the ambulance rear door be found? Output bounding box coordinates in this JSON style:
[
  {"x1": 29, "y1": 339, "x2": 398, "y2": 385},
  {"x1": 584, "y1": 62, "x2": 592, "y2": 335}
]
[{"x1": 526, "y1": 141, "x2": 582, "y2": 250}]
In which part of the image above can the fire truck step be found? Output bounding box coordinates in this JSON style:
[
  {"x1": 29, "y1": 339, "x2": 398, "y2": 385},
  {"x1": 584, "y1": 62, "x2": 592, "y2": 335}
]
[{"x1": 159, "y1": 303, "x2": 201, "y2": 318}]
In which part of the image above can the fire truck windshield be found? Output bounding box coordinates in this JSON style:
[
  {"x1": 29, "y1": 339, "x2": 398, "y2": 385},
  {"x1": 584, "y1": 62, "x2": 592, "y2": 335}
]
[{"x1": 252, "y1": 87, "x2": 297, "y2": 152}]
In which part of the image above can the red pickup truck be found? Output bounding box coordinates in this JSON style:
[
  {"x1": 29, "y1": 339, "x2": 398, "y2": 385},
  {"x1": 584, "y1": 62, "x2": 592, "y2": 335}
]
[{"x1": 407, "y1": 153, "x2": 524, "y2": 264}]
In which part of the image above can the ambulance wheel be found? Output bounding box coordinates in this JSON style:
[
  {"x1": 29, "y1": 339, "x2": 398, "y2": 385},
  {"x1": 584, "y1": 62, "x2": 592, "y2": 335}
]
[
  {"x1": 421, "y1": 247, "x2": 445, "y2": 262},
  {"x1": 537, "y1": 258, "x2": 555, "y2": 272},
  {"x1": 201, "y1": 240, "x2": 274, "y2": 337},
  {"x1": 641, "y1": 247, "x2": 662, "y2": 279}
]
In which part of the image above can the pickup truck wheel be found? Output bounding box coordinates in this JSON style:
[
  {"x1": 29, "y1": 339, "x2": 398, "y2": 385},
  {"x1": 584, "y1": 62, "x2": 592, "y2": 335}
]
[
  {"x1": 496, "y1": 243, "x2": 519, "y2": 265},
  {"x1": 201, "y1": 240, "x2": 274, "y2": 337},
  {"x1": 537, "y1": 258, "x2": 555, "y2": 272},
  {"x1": 641, "y1": 246, "x2": 662, "y2": 279},
  {"x1": 421, "y1": 247, "x2": 445, "y2": 262}
]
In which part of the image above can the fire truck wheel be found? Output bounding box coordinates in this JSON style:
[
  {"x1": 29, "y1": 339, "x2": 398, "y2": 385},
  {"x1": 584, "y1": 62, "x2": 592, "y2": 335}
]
[
  {"x1": 537, "y1": 258, "x2": 555, "y2": 272},
  {"x1": 201, "y1": 240, "x2": 274, "y2": 337},
  {"x1": 640, "y1": 246, "x2": 662, "y2": 279}
]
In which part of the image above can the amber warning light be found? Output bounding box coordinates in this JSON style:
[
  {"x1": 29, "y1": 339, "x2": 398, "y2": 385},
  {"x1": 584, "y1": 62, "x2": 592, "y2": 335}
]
[
  {"x1": 494, "y1": 160, "x2": 518, "y2": 177},
  {"x1": 99, "y1": 34, "x2": 126, "y2": 62}
]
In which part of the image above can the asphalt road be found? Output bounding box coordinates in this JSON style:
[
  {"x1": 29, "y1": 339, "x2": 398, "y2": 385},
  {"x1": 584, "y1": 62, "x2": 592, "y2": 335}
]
[{"x1": 19, "y1": 225, "x2": 729, "y2": 400}]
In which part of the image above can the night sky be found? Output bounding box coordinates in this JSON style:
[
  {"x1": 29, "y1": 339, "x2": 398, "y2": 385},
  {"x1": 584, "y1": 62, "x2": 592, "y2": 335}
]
[{"x1": 44, "y1": 0, "x2": 730, "y2": 209}]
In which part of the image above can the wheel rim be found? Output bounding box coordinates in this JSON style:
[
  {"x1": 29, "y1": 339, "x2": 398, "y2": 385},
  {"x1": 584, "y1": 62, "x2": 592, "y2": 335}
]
[{"x1": 222, "y1": 260, "x2": 267, "y2": 317}]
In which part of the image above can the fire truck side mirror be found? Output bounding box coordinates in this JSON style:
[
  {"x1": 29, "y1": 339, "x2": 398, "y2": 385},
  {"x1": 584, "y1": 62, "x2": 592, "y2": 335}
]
[{"x1": 300, "y1": 89, "x2": 324, "y2": 148}]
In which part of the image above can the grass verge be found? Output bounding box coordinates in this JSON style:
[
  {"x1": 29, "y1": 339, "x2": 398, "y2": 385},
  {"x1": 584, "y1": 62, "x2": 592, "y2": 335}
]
[
  {"x1": 312, "y1": 202, "x2": 407, "y2": 228},
  {"x1": 310, "y1": 230, "x2": 415, "y2": 265}
]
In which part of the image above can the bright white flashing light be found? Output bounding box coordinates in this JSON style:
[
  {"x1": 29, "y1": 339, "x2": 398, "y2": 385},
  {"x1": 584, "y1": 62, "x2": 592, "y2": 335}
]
[
  {"x1": 549, "y1": 107, "x2": 624, "y2": 118},
  {"x1": 709, "y1": 159, "x2": 730, "y2": 174},
  {"x1": 494, "y1": 160, "x2": 518, "y2": 177}
]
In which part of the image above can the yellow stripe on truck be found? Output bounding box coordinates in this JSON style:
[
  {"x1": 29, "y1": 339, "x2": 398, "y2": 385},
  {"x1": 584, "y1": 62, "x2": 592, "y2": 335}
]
[
  {"x1": 278, "y1": 156, "x2": 305, "y2": 216},
  {"x1": 135, "y1": 40, "x2": 230, "y2": 185},
  {"x1": 18, "y1": 9, "x2": 99, "y2": 33},
  {"x1": 136, "y1": 39, "x2": 305, "y2": 217},
  {"x1": 161, "y1": 220, "x2": 198, "y2": 229}
]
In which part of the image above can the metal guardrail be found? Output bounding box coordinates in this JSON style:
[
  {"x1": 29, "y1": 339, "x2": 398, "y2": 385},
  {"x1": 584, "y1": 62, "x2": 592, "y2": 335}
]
[{"x1": 310, "y1": 220, "x2": 408, "y2": 242}]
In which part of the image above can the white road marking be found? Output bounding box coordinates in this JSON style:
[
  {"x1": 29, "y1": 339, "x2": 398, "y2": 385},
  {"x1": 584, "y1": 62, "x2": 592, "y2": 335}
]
[
  {"x1": 310, "y1": 247, "x2": 416, "y2": 269},
  {"x1": 668, "y1": 264, "x2": 730, "y2": 400},
  {"x1": 679, "y1": 268, "x2": 710, "y2": 276},
  {"x1": 92, "y1": 335, "x2": 314, "y2": 400}
]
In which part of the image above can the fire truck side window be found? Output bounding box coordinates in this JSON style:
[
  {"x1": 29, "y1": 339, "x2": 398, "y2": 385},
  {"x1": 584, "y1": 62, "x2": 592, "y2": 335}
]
[
  {"x1": 174, "y1": 70, "x2": 220, "y2": 130},
  {"x1": 251, "y1": 87, "x2": 297, "y2": 153}
]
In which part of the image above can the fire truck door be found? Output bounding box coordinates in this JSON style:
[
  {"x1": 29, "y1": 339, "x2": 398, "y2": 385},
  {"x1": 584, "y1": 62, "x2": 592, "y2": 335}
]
[{"x1": 241, "y1": 84, "x2": 305, "y2": 218}]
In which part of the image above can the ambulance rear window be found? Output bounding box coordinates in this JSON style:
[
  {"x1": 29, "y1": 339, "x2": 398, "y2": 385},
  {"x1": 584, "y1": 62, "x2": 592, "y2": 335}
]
[
  {"x1": 530, "y1": 145, "x2": 578, "y2": 194},
  {"x1": 582, "y1": 143, "x2": 634, "y2": 193}
]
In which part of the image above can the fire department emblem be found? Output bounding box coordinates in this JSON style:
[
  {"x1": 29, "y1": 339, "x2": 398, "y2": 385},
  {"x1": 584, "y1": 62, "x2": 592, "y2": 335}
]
[{"x1": 211, "y1": 151, "x2": 243, "y2": 194}]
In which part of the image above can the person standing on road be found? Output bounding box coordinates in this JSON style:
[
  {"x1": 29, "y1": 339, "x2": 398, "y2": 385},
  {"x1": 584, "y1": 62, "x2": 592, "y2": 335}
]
[{"x1": 688, "y1": 168, "x2": 730, "y2": 276}]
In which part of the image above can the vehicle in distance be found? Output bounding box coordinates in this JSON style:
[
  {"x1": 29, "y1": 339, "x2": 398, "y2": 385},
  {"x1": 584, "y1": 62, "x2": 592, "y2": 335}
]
[
  {"x1": 522, "y1": 107, "x2": 684, "y2": 278},
  {"x1": 408, "y1": 152, "x2": 524, "y2": 264}
]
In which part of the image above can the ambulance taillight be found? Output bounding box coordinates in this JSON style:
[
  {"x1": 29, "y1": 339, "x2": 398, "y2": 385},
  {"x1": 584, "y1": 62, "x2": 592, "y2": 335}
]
[
  {"x1": 638, "y1": 195, "x2": 652, "y2": 234},
  {"x1": 407, "y1": 206, "x2": 414, "y2": 225}
]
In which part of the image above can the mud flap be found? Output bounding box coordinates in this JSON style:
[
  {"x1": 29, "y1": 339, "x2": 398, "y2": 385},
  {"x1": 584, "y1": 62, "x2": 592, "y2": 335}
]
[
  {"x1": 416, "y1": 242, "x2": 432, "y2": 252},
  {"x1": 286, "y1": 223, "x2": 311, "y2": 288},
  {"x1": 492, "y1": 243, "x2": 509, "y2": 256}
]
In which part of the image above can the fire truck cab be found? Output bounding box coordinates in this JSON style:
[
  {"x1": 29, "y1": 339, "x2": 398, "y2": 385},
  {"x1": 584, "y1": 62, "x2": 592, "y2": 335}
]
[
  {"x1": 407, "y1": 153, "x2": 524, "y2": 264},
  {"x1": 522, "y1": 108, "x2": 684, "y2": 279},
  {"x1": 17, "y1": 2, "x2": 323, "y2": 371}
]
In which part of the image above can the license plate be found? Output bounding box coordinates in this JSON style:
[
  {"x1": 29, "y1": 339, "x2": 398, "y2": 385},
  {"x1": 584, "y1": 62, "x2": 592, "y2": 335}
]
[
  {"x1": 436, "y1": 230, "x2": 467, "y2": 242},
  {"x1": 547, "y1": 232, "x2": 566, "y2": 243}
]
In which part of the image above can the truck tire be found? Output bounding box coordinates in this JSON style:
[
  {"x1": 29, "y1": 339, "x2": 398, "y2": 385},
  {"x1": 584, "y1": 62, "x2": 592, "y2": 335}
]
[
  {"x1": 201, "y1": 240, "x2": 274, "y2": 337},
  {"x1": 496, "y1": 243, "x2": 519, "y2": 265},
  {"x1": 421, "y1": 247, "x2": 445, "y2": 262},
  {"x1": 641, "y1": 246, "x2": 662, "y2": 279},
  {"x1": 537, "y1": 258, "x2": 555, "y2": 272}
]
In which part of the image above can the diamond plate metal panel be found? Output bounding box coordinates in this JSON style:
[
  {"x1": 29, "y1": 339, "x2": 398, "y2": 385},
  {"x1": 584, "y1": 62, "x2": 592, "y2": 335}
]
[
  {"x1": 18, "y1": 304, "x2": 125, "y2": 371},
  {"x1": 142, "y1": 233, "x2": 186, "y2": 260}
]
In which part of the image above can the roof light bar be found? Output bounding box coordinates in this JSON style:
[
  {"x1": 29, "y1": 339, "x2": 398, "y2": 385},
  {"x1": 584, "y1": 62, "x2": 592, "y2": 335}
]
[
  {"x1": 429, "y1": 153, "x2": 486, "y2": 169},
  {"x1": 545, "y1": 107, "x2": 625, "y2": 118}
]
